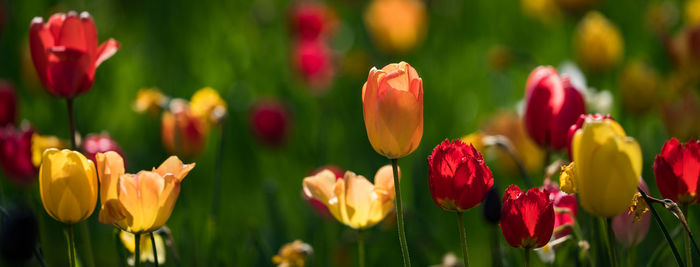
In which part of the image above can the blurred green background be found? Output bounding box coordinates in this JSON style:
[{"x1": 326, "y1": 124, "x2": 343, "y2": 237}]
[{"x1": 0, "y1": 0, "x2": 699, "y2": 266}]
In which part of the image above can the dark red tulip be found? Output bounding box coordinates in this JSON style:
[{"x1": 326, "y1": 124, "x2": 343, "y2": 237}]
[
  {"x1": 0, "y1": 125, "x2": 36, "y2": 185},
  {"x1": 291, "y1": 3, "x2": 333, "y2": 41},
  {"x1": 427, "y1": 139, "x2": 494, "y2": 212},
  {"x1": 523, "y1": 66, "x2": 586, "y2": 150},
  {"x1": 500, "y1": 185, "x2": 554, "y2": 249},
  {"x1": 304, "y1": 165, "x2": 344, "y2": 218},
  {"x1": 250, "y1": 100, "x2": 290, "y2": 147},
  {"x1": 29, "y1": 11, "x2": 120, "y2": 98},
  {"x1": 0, "y1": 81, "x2": 17, "y2": 127},
  {"x1": 294, "y1": 39, "x2": 334, "y2": 90},
  {"x1": 566, "y1": 113, "x2": 614, "y2": 160},
  {"x1": 81, "y1": 133, "x2": 123, "y2": 163},
  {"x1": 653, "y1": 138, "x2": 700, "y2": 205},
  {"x1": 542, "y1": 179, "x2": 577, "y2": 239}
]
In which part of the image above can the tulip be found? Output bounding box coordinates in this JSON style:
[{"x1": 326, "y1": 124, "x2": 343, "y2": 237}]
[
  {"x1": 39, "y1": 149, "x2": 97, "y2": 224},
  {"x1": 302, "y1": 165, "x2": 397, "y2": 229},
  {"x1": 81, "y1": 133, "x2": 123, "y2": 163},
  {"x1": 612, "y1": 179, "x2": 651, "y2": 247},
  {"x1": 304, "y1": 165, "x2": 344, "y2": 218},
  {"x1": 161, "y1": 99, "x2": 208, "y2": 159},
  {"x1": 0, "y1": 125, "x2": 36, "y2": 185},
  {"x1": 523, "y1": 66, "x2": 586, "y2": 151},
  {"x1": 542, "y1": 179, "x2": 578, "y2": 239},
  {"x1": 0, "y1": 81, "x2": 16, "y2": 127},
  {"x1": 249, "y1": 99, "x2": 290, "y2": 147},
  {"x1": 0, "y1": 204, "x2": 39, "y2": 263},
  {"x1": 566, "y1": 114, "x2": 613, "y2": 160},
  {"x1": 687, "y1": 0, "x2": 700, "y2": 28},
  {"x1": 133, "y1": 88, "x2": 167, "y2": 117},
  {"x1": 500, "y1": 185, "x2": 554, "y2": 249},
  {"x1": 190, "y1": 87, "x2": 227, "y2": 125},
  {"x1": 427, "y1": 139, "x2": 494, "y2": 211},
  {"x1": 364, "y1": 0, "x2": 427, "y2": 54},
  {"x1": 272, "y1": 240, "x2": 313, "y2": 267},
  {"x1": 294, "y1": 39, "x2": 335, "y2": 90},
  {"x1": 96, "y1": 151, "x2": 195, "y2": 233},
  {"x1": 120, "y1": 231, "x2": 166, "y2": 265},
  {"x1": 291, "y1": 3, "x2": 335, "y2": 41},
  {"x1": 362, "y1": 62, "x2": 423, "y2": 159},
  {"x1": 574, "y1": 11, "x2": 624, "y2": 72},
  {"x1": 29, "y1": 11, "x2": 120, "y2": 98},
  {"x1": 31, "y1": 133, "x2": 66, "y2": 167},
  {"x1": 653, "y1": 138, "x2": 700, "y2": 205},
  {"x1": 571, "y1": 116, "x2": 641, "y2": 217},
  {"x1": 619, "y1": 61, "x2": 659, "y2": 114}
]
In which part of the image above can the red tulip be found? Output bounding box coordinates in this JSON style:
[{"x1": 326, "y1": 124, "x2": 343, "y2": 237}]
[
  {"x1": 427, "y1": 139, "x2": 494, "y2": 212},
  {"x1": 566, "y1": 114, "x2": 613, "y2": 160},
  {"x1": 612, "y1": 179, "x2": 651, "y2": 247},
  {"x1": 0, "y1": 125, "x2": 36, "y2": 185},
  {"x1": 304, "y1": 165, "x2": 344, "y2": 218},
  {"x1": 250, "y1": 100, "x2": 290, "y2": 147},
  {"x1": 653, "y1": 138, "x2": 700, "y2": 205},
  {"x1": 294, "y1": 39, "x2": 334, "y2": 90},
  {"x1": 29, "y1": 11, "x2": 120, "y2": 98},
  {"x1": 81, "y1": 133, "x2": 123, "y2": 163},
  {"x1": 500, "y1": 185, "x2": 554, "y2": 249},
  {"x1": 291, "y1": 3, "x2": 334, "y2": 41},
  {"x1": 542, "y1": 179, "x2": 577, "y2": 239},
  {"x1": 524, "y1": 66, "x2": 586, "y2": 150},
  {"x1": 0, "y1": 81, "x2": 17, "y2": 127}
]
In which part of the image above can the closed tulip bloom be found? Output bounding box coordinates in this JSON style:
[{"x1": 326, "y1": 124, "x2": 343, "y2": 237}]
[
  {"x1": 39, "y1": 149, "x2": 97, "y2": 224},
  {"x1": 302, "y1": 165, "x2": 397, "y2": 229},
  {"x1": 427, "y1": 139, "x2": 494, "y2": 211},
  {"x1": 524, "y1": 66, "x2": 586, "y2": 151},
  {"x1": 81, "y1": 133, "x2": 123, "y2": 163},
  {"x1": 653, "y1": 138, "x2": 700, "y2": 205},
  {"x1": 500, "y1": 185, "x2": 554, "y2": 249},
  {"x1": 294, "y1": 39, "x2": 335, "y2": 90},
  {"x1": 612, "y1": 179, "x2": 651, "y2": 247},
  {"x1": 362, "y1": 62, "x2": 423, "y2": 159},
  {"x1": 96, "y1": 151, "x2": 194, "y2": 233},
  {"x1": 566, "y1": 114, "x2": 613, "y2": 160},
  {"x1": 161, "y1": 99, "x2": 208, "y2": 159},
  {"x1": 291, "y1": 3, "x2": 335, "y2": 41},
  {"x1": 574, "y1": 11, "x2": 624, "y2": 72},
  {"x1": 0, "y1": 125, "x2": 36, "y2": 185},
  {"x1": 29, "y1": 11, "x2": 120, "y2": 98},
  {"x1": 571, "y1": 117, "x2": 642, "y2": 217},
  {"x1": 0, "y1": 81, "x2": 16, "y2": 127},
  {"x1": 364, "y1": 0, "x2": 427, "y2": 54}
]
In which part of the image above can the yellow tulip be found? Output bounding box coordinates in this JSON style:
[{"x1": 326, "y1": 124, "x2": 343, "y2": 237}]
[
  {"x1": 574, "y1": 11, "x2": 624, "y2": 72},
  {"x1": 302, "y1": 165, "x2": 398, "y2": 229},
  {"x1": 96, "y1": 151, "x2": 195, "y2": 233},
  {"x1": 133, "y1": 88, "x2": 167, "y2": 117},
  {"x1": 686, "y1": 0, "x2": 700, "y2": 27},
  {"x1": 571, "y1": 118, "x2": 642, "y2": 217},
  {"x1": 190, "y1": 87, "x2": 227, "y2": 125},
  {"x1": 39, "y1": 149, "x2": 98, "y2": 224},
  {"x1": 120, "y1": 231, "x2": 166, "y2": 265},
  {"x1": 31, "y1": 133, "x2": 66, "y2": 167},
  {"x1": 362, "y1": 62, "x2": 423, "y2": 159}
]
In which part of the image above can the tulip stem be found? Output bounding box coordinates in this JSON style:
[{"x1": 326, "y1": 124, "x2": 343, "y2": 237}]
[
  {"x1": 490, "y1": 226, "x2": 502, "y2": 267},
  {"x1": 66, "y1": 98, "x2": 77, "y2": 149},
  {"x1": 64, "y1": 225, "x2": 76, "y2": 267},
  {"x1": 683, "y1": 205, "x2": 692, "y2": 267},
  {"x1": 524, "y1": 248, "x2": 530, "y2": 267},
  {"x1": 114, "y1": 230, "x2": 126, "y2": 267},
  {"x1": 391, "y1": 158, "x2": 411, "y2": 267},
  {"x1": 456, "y1": 212, "x2": 470, "y2": 267},
  {"x1": 34, "y1": 246, "x2": 47, "y2": 267},
  {"x1": 603, "y1": 217, "x2": 618, "y2": 267},
  {"x1": 151, "y1": 232, "x2": 159, "y2": 267},
  {"x1": 358, "y1": 229, "x2": 365, "y2": 267},
  {"x1": 134, "y1": 233, "x2": 141, "y2": 267},
  {"x1": 210, "y1": 119, "x2": 226, "y2": 219},
  {"x1": 638, "y1": 187, "x2": 684, "y2": 267}
]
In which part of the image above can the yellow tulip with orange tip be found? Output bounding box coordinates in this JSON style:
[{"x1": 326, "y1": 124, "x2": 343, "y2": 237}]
[
  {"x1": 364, "y1": 0, "x2": 427, "y2": 55},
  {"x1": 96, "y1": 151, "x2": 195, "y2": 233},
  {"x1": 362, "y1": 62, "x2": 423, "y2": 159},
  {"x1": 571, "y1": 117, "x2": 642, "y2": 218},
  {"x1": 39, "y1": 149, "x2": 98, "y2": 224},
  {"x1": 303, "y1": 165, "x2": 398, "y2": 229}
]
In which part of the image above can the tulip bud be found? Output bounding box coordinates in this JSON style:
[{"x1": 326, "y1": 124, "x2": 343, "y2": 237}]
[
  {"x1": 249, "y1": 99, "x2": 291, "y2": 147},
  {"x1": 612, "y1": 179, "x2": 651, "y2": 247},
  {"x1": 482, "y1": 186, "x2": 501, "y2": 224},
  {"x1": 427, "y1": 139, "x2": 494, "y2": 212},
  {"x1": 500, "y1": 185, "x2": 554, "y2": 249},
  {"x1": 161, "y1": 99, "x2": 208, "y2": 159},
  {"x1": 364, "y1": 0, "x2": 427, "y2": 54},
  {"x1": 0, "y1": 81, "x2": 17, "y2": 127},
  {"x1": 362, "y1": 62, "x2": 423, "y2": 159},
  {"x1": 524, "y1": 66, "x2": 586, "y2": 151},
  {"x1": 571, "y1": 117, "x2": 641, "y2": 217},
  {"x1": 81, "y1": 133, "x2": 123, "y2": 164},
  {"x1": 653, "y1": 138, "x2": 700, "y2": 205},
  {"x1": 294, "y1": 39, "x2": 335, "y2": 91},
  {"x1": 0, "y1": 125, "x2": 37, "y2": 185},
  {"x1": 0, "y1": 204, "x2": 39, "y2": 263},
  {"x1": 566, "y1": 114, "x2": 613, "y2": 160},
  {"x1": 574, "y1": 11, "x2": 624, "y2": 72},
  {"x1": 39, "y1": 149, "x2": 98, "y2": 224},
  {"x1": 29, "y1": 12, "x2": 120, "y2": 98}
]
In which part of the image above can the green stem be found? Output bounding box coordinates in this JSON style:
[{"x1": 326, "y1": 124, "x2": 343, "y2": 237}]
[
  {"x1": 66, "y1": 98, "x2": 77, "y2": 149},
  {"x1": 134, "y1": 233, "x2": 141, "y2": 267},
  {"x1": 525, "y1": 249, "x2": 530, "y2": 267},
  {"x1": 684, "y1": 205, "x2": 692, "y2": 267},
  {"x1": 79, "y1": 222, "x2": 95, "y2": 267},
  {"x1": 34, "y1": 246, "x2": 47, "y2": 267},
  {"x1": 210, "y1": 119, "x2": 226, "y2": 219},
  {"x1": 639, "y1": 187, "x2": 684, "y2": 266},
  {"x1": 114, "y1": 230, "x2": 125, "y2": 267},
  {"x1": 603, "y1": 218, "x2": 618, "y2": 267},
  {"x1": 391, "y1": 158, "x2": 411, "y2": 267},
  {"x1": 64, "y1": 225, "x2": 76, "y2": 267},
  {"x1": 490, "y1": 226, "x2": 502, "y2": 267},
  {"x1": 151, "y1": 232, "x2": 159, "y2": 267},
  {"x1": 358, "y1": 230, "x2": 365, "y2": 267},
  {"x1": 456, "y1": 212, "x2": 470, "y2": 267}
]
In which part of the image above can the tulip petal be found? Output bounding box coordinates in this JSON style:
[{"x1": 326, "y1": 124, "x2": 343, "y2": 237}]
[
  {"x1": 375, "y1": 88, "x2": 421, "y2": 158},
  {"x1": 95, "y1": 38, "x2": 120, "y2": 68},
  {"x1": 29, "y1": 18, "x2": 54, "y2": 88},
  {"x1": 152, "y1": 174, "x2": 181, "y2": 231},
  {"x1": 56, "y1": 12, "x2": 87, "y2": 52},
  {"x1": 154, "y1": 156, "x2": 194, "y2": 182},
  {"x1": 302, "y1": 170, "x2": 337, "y2": 205},
  {"x1": 79, "y1": 12, "x2": 98, "y2": 60},
  {"x1": 47, "y1": 13, "x2": 66, "y2": 40},
  {"x1": 99, "y1": 198, "x2": 129, "y2": 225},
  {"x1": 344, "y1": 173, "x2": 374, "y2": 228},
  {"x1": 55, "y1": 187, "x2": 83, "y2": 224}
]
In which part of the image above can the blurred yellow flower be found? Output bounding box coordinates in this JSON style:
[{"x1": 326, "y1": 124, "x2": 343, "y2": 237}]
[
  {"x1": 31, "y1": 133, "x2": 66, "y2": 167},
  {"x1": 39, "y1": 149, "x2": 98, "y2": 224},
  {"x1": 120, "y1": 231, "x2": 166, "y2": 265},
  {"x1": 96, "y1": 151, "x2": 195, "y2": 233},
  {"x1": 272, "y1": 240, "x2": 313, "y2": 267},
  {"x1": 364, "y1": 0, "x2": 427, "y2": 54},
  {"x1": 575, "y1": 11, "x2": 624, "y2": 72},
  {"x1": 686, "y1": 0, "x2": 700, "y2": 27},
  {"x1": 190, "y1": 87, "x2": 227, "y2": 125},
  {"x1": 133, "y1": 88, "x2": 167, "y2": 117},
  {"x1": 619, "y1": 61, "x2": 659, "y2": 114},
  {"x1": 460, "y1": 132, "x2": 486, "y2": 152},
  {"x1": 303, "y1": 165, "x2": 397, "y2": 229},
  {"x1": 481, "y1": 111, "x2": 544, "y2": 175},
  {"x1": 521, "y1": 0, "x2": 561, "y2": 23},
  {"x1": 571, "y1": 117, "x2": 641, "y2": 217}
]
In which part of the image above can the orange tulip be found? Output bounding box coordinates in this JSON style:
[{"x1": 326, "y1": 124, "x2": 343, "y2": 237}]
[
  {"x1": 362, "y1": 62, "x2": 423, "y2": 159},
  {"x1": 96, "y1": 151, "x2": 194, "y2": 233}
]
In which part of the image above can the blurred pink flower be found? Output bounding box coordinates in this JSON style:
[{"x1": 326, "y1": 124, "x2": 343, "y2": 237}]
[
  {"x1": 82, "y1": 133, "x2": 124, "y2": 164},
  {"x1": 612, "y1": 179, "x2": 651, "y2": 247},
  {"x1": 0, "y1": 125, "x2": 36, "y2": 185},
  {"x1": 294, "y1": 40, "x2": 335, "y2": 91},
  {"x1": 249, "y1": 100, "x2": 291, "y2": 147},
  {"x1": 0, "y1": 81, "x2": 17, "y2": 127}
]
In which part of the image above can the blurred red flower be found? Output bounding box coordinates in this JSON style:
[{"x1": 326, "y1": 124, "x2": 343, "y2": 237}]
[
  {"x1": 294, "y1": 40, "x2": 335, "y2": 90},
  {"x1": 0, "y1": 125, "x2": 36, "y2": 185},
  {"x1": 500, "y1": 185, "x2": 554, "y2": 249},
  {"x1": 250, "y1": 100, "x2": 290, "y2": 147},
  {"x1": 290, "y1": 2, "x2": 336, "y2": 41},
  {"x1": 653, "y1": 138, "x2": 700, "y2": 205},
  {"x1": 0, "y1": 81, "x2": 17, "y2": 127}
]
